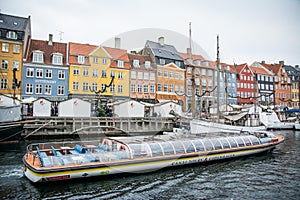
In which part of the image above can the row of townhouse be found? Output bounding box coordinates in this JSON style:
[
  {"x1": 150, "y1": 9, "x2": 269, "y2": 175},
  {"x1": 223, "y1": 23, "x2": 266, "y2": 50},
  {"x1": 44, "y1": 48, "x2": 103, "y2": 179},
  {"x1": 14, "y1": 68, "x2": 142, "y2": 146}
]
[{"x1": 1, "y1": 13, "x2": 300, "y2": 114}]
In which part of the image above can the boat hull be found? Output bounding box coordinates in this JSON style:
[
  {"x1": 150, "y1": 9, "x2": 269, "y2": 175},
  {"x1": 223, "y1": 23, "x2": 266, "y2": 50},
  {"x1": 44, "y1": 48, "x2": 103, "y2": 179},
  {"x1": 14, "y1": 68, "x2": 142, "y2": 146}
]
[
  {"x1": 266, "y1": 122, "x2": 295, "y2": 130},
  {"x1": 24, "y1": 144, "x2": 277, "y2": 183},
  {"x1": 190, "y1": 119, "x2": 265, "y2": 134},
  {"x1": 0, "y1": 123, "x2": 23, "y2": 142}
]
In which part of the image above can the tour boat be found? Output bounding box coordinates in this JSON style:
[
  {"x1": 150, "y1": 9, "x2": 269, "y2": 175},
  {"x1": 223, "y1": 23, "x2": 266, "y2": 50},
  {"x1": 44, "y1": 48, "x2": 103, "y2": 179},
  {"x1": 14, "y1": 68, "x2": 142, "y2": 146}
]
[{"x1": 23, "y1": 131, "x2": 284, "y2": 183}]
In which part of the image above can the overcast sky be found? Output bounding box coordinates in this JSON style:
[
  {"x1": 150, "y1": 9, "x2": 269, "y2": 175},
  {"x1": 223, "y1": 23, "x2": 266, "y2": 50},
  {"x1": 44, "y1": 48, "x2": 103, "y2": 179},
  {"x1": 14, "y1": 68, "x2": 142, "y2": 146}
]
[{"x1": 1, "y1": 0, "x2": 300, "y2": 66}]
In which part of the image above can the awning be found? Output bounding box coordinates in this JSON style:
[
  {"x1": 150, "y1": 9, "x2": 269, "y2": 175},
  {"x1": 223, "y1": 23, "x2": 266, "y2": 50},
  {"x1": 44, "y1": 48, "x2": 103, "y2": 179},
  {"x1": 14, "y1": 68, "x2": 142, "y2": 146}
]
[{"x1": 223, "y1": 112, "x2": 248, "y2": 121}]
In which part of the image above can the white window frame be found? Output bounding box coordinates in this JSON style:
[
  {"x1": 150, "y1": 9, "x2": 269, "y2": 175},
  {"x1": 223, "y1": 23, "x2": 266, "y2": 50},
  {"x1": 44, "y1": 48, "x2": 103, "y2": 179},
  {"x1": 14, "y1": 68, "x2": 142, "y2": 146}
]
[
  {"x1": 52, "y1": 53, "x2": 63, "y2": 65},
  {"x1": 45, "y1": 69, "x2": 52, "y2": 79},
  {"x1": 58, "y1": 85, "x2": 65, "y2": 95},
  {"x1": 13, "y1": 44, "x2": 20, "y2": 53},
  {"x1": 2, "y1": 43, "x2": 9, "y2": 52},
  {"x1": 45, "y1": 85, "x2": 52, "y2": 95},
  {"x1": 33, "y1": 51, "x2": 44, "y2": 63},
  {"x1": 77, "y1": 55, "x2": 85, "y2": 64},
  {"x1": 36, "y1": 69, "x2": 43, "y2": 78},
  {"x1": 58, "y1": 70, "x2": 65, "y2": 79},
  {"x1": 35, "y1": 84, "x2": 42, "y2": 94}
]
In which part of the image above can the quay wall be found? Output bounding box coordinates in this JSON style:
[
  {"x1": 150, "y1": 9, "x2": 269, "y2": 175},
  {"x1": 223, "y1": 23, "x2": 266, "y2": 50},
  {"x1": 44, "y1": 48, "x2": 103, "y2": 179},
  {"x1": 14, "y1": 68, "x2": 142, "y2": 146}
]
[{"x1": 22, "y1": 116, "x2": 176, "y2": 138}]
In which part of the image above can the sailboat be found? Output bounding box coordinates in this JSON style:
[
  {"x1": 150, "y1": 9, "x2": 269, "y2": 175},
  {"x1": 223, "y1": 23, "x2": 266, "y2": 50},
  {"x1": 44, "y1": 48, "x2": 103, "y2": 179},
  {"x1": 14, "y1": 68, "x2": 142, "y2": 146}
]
[{"x1": 188, "y1": 34, "x2": 266, "y2": 134}]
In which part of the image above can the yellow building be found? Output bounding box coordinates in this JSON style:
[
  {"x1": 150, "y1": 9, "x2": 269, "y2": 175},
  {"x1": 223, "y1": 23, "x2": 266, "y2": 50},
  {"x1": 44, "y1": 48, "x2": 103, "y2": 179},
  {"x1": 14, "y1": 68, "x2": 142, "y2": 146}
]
[{"x1": 0, "y1": 13, "x2": 31, "y2": 99}]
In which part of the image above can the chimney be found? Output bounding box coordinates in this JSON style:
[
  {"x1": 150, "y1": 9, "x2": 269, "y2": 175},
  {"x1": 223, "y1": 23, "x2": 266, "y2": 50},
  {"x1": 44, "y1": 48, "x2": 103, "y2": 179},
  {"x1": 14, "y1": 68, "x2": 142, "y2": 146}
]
[
  {"x1": 115, "y1": 37, "x2": 121, "y2": 49},
  {"x1": 261, "y1": 60, "x2": 265, "y2": 64},
  {"x1": 187, "y1": 48, "x2": 191, "y2": 55},
  {"x1": 279, "y1": 60, "x2": 284, "y2": 65},
  {"x1": 295, "y1": 65, "x2": 299, "y2": 69},
  {"x1": 158, "y1": 36, "x2": 164, "y2": 46},
  {"x1": 48, "y1": 34, "x2": 53, "y2": 45}
]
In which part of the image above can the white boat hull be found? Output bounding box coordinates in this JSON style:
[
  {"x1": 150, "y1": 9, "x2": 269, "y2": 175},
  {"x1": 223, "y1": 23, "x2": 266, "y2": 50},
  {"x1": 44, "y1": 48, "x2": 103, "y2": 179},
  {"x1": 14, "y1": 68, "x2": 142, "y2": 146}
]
[
  {"x1": 190, "y1": 119, "x2": 265, "y2": 134},
  {"x1": 24, "y1": 145, "x2": 275, "y2": 183}
]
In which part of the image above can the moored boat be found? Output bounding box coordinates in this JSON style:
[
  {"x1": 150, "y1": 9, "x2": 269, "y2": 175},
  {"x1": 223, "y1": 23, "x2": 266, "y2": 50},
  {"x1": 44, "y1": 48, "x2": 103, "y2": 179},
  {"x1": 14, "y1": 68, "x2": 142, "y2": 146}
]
[{"x1": 23, "y1": 131, "x2": 284, "y2": 183}]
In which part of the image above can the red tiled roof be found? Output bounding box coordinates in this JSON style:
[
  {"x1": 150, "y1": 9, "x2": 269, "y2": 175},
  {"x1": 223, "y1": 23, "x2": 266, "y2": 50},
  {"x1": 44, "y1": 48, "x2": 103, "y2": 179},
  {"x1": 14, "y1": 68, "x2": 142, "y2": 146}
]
[
  {"x1": 69, "y1": 42, "x2": 97, "y2": 55},
  {"x1": 249, "y1": 65, "x2": 272, "y2": 75},
  {"x1": 104, "y1": 46, "x2": 129, "y2": 61},
  {"x1": 26, "y1": 39, "x2": 67, "y2": 65},
  {"x1": 260, "y1": 62, "x2": 282, "y2": 74},
  {"x1": 179, "y1": 52, "x2": 205, "y2": 61},
  {"x1": 128, "y1": 53, "x2": 152, "y2": 69},
  {"x1": 234, "y1": 63, "x2": 248, "y2": 74}
]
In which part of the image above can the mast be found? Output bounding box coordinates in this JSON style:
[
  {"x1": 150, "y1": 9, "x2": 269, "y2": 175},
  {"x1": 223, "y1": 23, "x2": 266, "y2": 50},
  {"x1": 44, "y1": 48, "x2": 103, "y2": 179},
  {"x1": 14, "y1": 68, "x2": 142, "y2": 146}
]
[
  {"x1": 216, "y1": 35, "x2": 220, "y2": 122},
  {"x1": 189, "y1": 22, "x2": 196, "y2": 118}
]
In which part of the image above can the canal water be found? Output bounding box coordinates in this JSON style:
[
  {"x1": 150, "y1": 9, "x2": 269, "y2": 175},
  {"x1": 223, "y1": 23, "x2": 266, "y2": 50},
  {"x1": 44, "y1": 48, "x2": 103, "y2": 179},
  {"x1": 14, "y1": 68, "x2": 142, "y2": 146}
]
[{"x1": 0, "y1": 131, "x2": 299, "y2": 200}]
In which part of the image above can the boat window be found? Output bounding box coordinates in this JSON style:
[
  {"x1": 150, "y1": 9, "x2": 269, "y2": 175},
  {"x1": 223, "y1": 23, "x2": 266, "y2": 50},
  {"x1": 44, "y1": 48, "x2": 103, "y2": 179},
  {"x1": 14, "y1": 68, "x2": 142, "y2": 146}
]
[
  {"x1": 234, "y1": 137, "x2": 245, "y2": 147},
  {"x1": 249, "y1": 136, "x2": 260, "y2": 145},
  {"x1": 210, "y1": 139, "x2": 223, "y2": 150},
  {"x1": 160, "y1": 142, "x2": 175, "y2": 155},
  {"x1": 219, "y1": 138, "x2": 230, "y2": 149},
  {"x1": 191, "y1": 140, "x2": 205, "y2": 151},
  {"x1": 227, "y1": 137, "x2": 238, "y2": 148},
  {"x1": 171, "y1": 141, "x2": 185, "y2": 154},
  {"x1": 148, "y1": 143, "x2": 163, "y2": 157},
  {"x1": 243, "y1": 137, "x2": 252, "y2": 146},
  {"x1": 182, "y1": 140, "x2": 196, "y2": 153},
  {"x1": 202, "y1": 139, "x2": 214, "y2": 151},
  {"x1": 128, "y1": 144, "x2": 150, "y2": 158}
]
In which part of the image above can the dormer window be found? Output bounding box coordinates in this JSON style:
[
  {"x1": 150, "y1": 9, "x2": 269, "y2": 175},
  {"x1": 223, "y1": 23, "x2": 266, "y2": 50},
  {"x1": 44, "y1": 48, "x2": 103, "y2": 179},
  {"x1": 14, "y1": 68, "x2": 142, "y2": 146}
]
[
  {"x1": 145, "y1": 61, "x2": 151, "y2": 69},
  {"x1": 194, "y1": 60, "x2": 201, "y2": 65},
  {"x1": 77, "y1": 55, "x2": 85, "y2": 64},
  {"x1": 6, "y1": 31, "x2": 17, "y2": 40},
  {"x1": 32, "y1": 51, "x2": 44, "y2": 63},
  {"x1": 133, "y1": 59, "x2": 140, "y2": 68},
  {"x1": 52, "y1": 53, "x2": 63, "y2": 65},
  {"x1": 117, "y1": 60, "x2": 124, "y2": 68}
]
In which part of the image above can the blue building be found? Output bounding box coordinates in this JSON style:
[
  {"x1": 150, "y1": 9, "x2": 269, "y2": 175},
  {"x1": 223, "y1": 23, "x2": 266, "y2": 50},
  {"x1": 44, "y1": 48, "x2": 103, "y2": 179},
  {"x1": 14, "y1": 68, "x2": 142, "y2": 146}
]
[{"x1": 22, "y1": 34, "x2": 69, "y2": 102}]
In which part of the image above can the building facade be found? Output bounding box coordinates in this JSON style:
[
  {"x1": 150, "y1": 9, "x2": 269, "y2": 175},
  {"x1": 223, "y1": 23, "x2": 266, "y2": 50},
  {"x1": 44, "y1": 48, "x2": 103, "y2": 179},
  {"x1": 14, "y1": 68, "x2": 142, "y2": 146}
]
[
  {"x1": 128, "y1": 53, "x2": 156, "y2": 103},
  {"x1": 0, "y1": 13, "x2": 31, "y2": 99},
  {"x1": 284, "y1": 64, "x2": 300, "y2": 108},
  {"x1": 22, "y1": 35, "x2": 68, "y2": 102}
]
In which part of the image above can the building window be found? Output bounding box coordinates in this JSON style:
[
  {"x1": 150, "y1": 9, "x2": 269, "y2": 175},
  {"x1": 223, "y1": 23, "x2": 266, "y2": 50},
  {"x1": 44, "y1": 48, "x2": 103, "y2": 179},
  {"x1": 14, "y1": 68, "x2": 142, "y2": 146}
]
[
  {"x1": 131, "y1": 84, "x2": 136, "y2": 92},
  {"x1": 175, "y1": 61, "x2": 181, "y2": 68},
  {"x1": 133, "y1": 59, "x2": 140, "y2": 68},
  {"x1": 58, "y1": 85, "x2": 64, "y2": 95},
  {"x1": 77, "y1": 55, "x2": 85, "y2": 64},
  {"x1": 1, "y1": 60, "x2": 8, "y2": 69},
  {"x1": 137, "y1": 85, "x2": 142, "y2": 93},
  {"x1": 118, "y1": 85, "x2": 123, "y2": 93},
  {"x1": 118, "y1": 72, "x2": 123, "y2": 79},
  {"x1": 12, "y1": 61, "x2": 19, "y2": 70},
  {"x1": 157, "y1": 70, "x2": 162, "y2": 77},
  {"x1": 102, "y1": 58, "x2": 107, "y2": 64},
  {"x1": 2, "y1": 43, "x2": 9, "y2": 52},
  {"x1": 131, "y1": 71, "x2": 136, "y2": 79},
  {"x1": 180, "y1": 86, "x2": 184, "y2": 93},
  {"x1": 175, "y1": 72, "x2": 179, "y2": 79},
  {"x1": 158, "y1": 83, "x2": 162, "y2": 92},
  {"x1": 52, "y1": 53, "x2": 63, "y2": 65},
  {"x1": 169, "y1": 71, "x2": 174, "y2": 78},
  {"x1": 0, "y1": 78, "x2": 8, "y2": 89},
  {"x1": 110, "y1": 85, "x2": 115, "y2": 92},
  {"x1": 83, "y1": 82, "x2": 89, "y2": 91},
  {"x1": 164, "y1": 84, "x2": 168, "y2": 92},
  {"x1": 6, "y1": 31, "x2": 17, "y2": 39},
  {"x1": 36, "y1": 69, "x2": 43, "y2": 78},
  {"x1": 83, "y1": 68, "x2": 89, "y2": 76},
  {"x1": 110, "y1": 71, "x2": 115, "y2": 78},
  {"x1": 45, "y1": 85, "x2": 52, "y2": 95},
  {"x1": 164, "y1": 71, "x2": 168, "y2": 78},
  {"x1": 150, "y1": 72, "x2": 155, "y2": 81},
  {"x1": 33, "y1": 51, "x2": 44, "y2": 63},
  {"x1": 45, "y1": 69, "x2": 52, "y2": 79},
  {"x1": 117, "y1": 60, "x2": 124, "y2": 68},
  {"x1": 58, "y1": 70, "x2": 65, "y2": 79},
  {"x1": 26, "y1": 68, "x2": 34, "y2": 77},
  {"x1": 144, "y1": 72, "x2": 149, "y2": 80},
  {"x1": 138, "y1": 72, "x2": 143, "y2": 80},
  {"x1": 93, "y1": 57, "x2": 98, "y2": 63},
  {"x1": 159, "y1": 58, "x2": 165, "y2": 65},
  {"x1": 150, "y1": 85, "x2": 155, "y2": 93},
  {"x1": 144, "y1": 85, "x2": 148, "y2": 93},
  {"x1": 73, "y1": 68, "x2": 80, "y2": 75},
  {"x1": 25, "y1": 83, "x2": 33, "y2": 94},
  {"x1": 145, "y1": 61, "x2": 151, "y2": 69},
  {"x1": 180, "y1": 73, "x2": 184, "y2": 80},
  {"x1": 73, "y1": 82, "x2": 79, "y2": 90},
  {"x1": 35, "y1": 84, "x2": 42, "y2": 94},
  {"x1": 13, "y1": 44, "x2": 20, "y2": 53},
  {"x1": 102, "y1": 70, "x2": 107, "y2": 78},
  {"x1": 175, "y1": 85, "x2": 179, "y2": 92},
  {"x1": 92, "y1": 83, "x2": 98, "y2": 92},
  {"x1": 92, "y1": 69, "x2": 98, "y2": 77},
  {"x1": 201, "y1": 68, "x2": 206, "y2": 76},
  {"x1": 170, "y1": 84, "x2": 174, "y2": 92}
]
